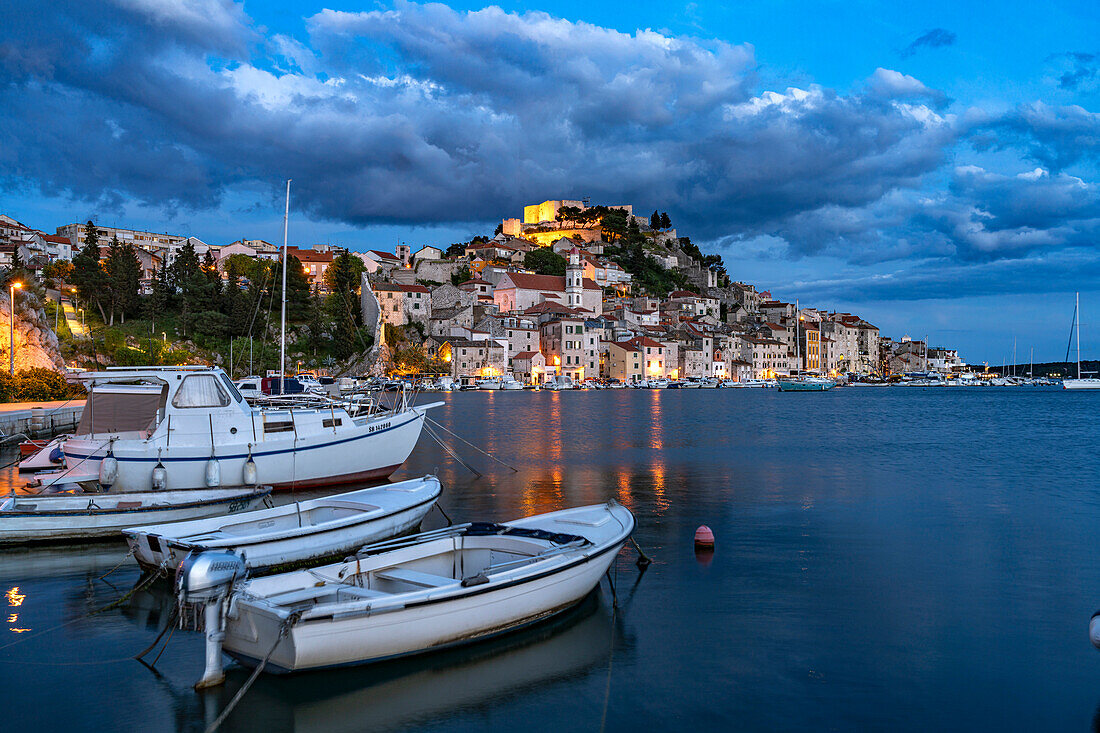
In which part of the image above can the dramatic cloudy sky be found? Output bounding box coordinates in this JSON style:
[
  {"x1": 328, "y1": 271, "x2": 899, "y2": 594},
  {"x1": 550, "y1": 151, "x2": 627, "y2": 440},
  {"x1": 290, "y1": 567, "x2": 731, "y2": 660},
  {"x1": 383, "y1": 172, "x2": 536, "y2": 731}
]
[{"x1": 2, "y1": 0, "x2": 1099, "y2": 363}]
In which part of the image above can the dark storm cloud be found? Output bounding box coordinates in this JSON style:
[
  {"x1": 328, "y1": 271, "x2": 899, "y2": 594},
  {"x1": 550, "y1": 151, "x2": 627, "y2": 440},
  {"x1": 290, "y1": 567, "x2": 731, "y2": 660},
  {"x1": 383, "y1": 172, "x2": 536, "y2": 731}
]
[
  {"x1": 0, "y1": 0, "x2": 1098, "y2": 304},
  {"x1": 900, "y1": 28, "x2": 957, "y2": 59}
]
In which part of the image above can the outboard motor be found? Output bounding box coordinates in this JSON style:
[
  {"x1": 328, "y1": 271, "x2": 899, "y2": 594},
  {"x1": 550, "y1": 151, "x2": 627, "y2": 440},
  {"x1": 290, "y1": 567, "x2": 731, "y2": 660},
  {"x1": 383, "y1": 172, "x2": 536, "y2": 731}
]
[{"x1": 176, "y1": 550, "x2": 247, "y2": 689}]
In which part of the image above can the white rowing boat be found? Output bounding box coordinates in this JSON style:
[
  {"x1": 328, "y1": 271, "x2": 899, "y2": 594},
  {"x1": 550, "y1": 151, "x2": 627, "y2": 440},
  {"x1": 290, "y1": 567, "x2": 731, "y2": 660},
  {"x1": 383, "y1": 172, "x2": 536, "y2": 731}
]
[
  {"x1": 177, "y1": 500, "x2": 634, "y2": 685},
  {"x1": 125, "y1": 476, "x2": 442, "y2": 573},
  {"x1": 0, "y1": 487, "x2": 270, "y2": 544}
]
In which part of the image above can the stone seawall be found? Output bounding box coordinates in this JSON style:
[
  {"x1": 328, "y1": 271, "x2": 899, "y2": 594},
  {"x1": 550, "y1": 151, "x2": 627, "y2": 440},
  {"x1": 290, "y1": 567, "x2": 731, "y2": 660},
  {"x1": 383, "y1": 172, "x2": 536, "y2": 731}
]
[{"x1": 0, "y1": 400, "x2": 84, "y2": 439}]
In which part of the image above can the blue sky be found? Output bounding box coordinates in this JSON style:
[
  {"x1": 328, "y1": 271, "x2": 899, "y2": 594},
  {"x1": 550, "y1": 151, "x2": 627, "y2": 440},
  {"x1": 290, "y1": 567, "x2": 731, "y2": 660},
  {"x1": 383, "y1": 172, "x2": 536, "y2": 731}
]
[{"x1": 2, "y1": 0, "x2": 1099, "y2": 363}]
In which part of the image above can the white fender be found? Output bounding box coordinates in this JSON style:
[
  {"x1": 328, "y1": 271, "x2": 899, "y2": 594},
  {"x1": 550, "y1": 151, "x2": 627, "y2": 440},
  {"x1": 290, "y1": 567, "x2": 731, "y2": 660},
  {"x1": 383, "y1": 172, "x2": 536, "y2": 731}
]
[
  {"x1": 242, "y1": 458, "x2": 257, "y2": 487},
  {"x1": 99, "y1": 454, "x2": 119, "y2": 488},
  {"x1": 205, "y1": 457, "x2": 220, "y2": 488},
  {"x1": 151, "y1": 462, "x2": 168, "y2": 491}
]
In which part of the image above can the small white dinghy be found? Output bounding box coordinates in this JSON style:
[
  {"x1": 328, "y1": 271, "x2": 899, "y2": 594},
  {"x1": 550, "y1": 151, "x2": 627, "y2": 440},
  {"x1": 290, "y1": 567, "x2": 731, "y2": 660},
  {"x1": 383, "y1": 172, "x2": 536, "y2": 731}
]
[
  {"x1": 177, "y1": 500, "x2": 634, "y2": 685},
  {"x1": 0, "y1": 487, "x2": 271, "y2": 545},
  {"x1": 125, "y1": 476, "x2": 442, "y2": 573}
]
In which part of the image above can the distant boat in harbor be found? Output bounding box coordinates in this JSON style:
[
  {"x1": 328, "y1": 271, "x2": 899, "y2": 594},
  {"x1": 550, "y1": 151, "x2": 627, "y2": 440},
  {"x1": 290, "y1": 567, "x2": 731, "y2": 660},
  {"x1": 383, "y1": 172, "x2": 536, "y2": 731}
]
[
  {"x1": 1063, "y1": 292, "x2": 1100, "y2": 390},
  {"x1": 777, "y1": 376, "x2": 835, "y2": 392}
]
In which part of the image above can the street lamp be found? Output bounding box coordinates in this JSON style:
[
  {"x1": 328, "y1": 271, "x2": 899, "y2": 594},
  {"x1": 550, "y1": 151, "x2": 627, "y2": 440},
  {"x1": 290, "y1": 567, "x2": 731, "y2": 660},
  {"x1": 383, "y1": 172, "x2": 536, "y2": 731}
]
[
  {"x1": 79, "y1": 308, "x2": 84, "y2": 326},
  {"x1": 9, "y1": 281, "x2": 21, "y2": 375}
]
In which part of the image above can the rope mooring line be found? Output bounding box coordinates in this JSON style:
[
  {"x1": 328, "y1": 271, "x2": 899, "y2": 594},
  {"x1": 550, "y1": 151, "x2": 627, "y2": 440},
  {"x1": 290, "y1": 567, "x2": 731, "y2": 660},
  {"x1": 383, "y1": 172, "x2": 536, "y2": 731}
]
[
  {"x1": 423, "y1": 423, "x2": 482, "y2": 477},
  {"x1": 204, "y1": 612, "x2": 301, "y2": 733},
  {"x1": 426, "y1": 417, "x2": 519, "y2": 472}
]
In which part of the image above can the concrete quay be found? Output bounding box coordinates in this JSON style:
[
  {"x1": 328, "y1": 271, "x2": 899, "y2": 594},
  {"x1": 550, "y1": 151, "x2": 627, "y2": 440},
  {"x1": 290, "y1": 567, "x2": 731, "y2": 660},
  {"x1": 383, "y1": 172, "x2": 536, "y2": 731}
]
[{"x1": 0, "y1": 400, "x2": 84, "y2": 440}]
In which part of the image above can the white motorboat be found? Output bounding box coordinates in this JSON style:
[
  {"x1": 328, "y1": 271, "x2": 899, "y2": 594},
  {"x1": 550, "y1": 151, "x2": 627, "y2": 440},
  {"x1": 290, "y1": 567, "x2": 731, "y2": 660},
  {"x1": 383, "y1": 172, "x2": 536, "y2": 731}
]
[
  {"x1": 499, "y1": 376, "x2": 524, "y2": 390},
  {"x1": 177, "y1": 501, "x2": 634, "y2": 683},
  {"x1": 0, "y1": 486, "x2": 270, "y2": 544},
  {"x1": 124, "y1": 476, "x2": 442, "y2": 573},
  {"x1": 18, "y1": 434, "x2": 67, "y2": 472},
  {"x1": 51, "y1": 367, "x2": 439, "y2": 493},
  {"x1": 475, "y1": 377, "x2": 502, "y2": 390},
  {"x1": 543, "y1": 375, "x2": 574, "y2": 391},
  {"x1": 777, "y1": 376, "x2": 835, "y2": 392}
]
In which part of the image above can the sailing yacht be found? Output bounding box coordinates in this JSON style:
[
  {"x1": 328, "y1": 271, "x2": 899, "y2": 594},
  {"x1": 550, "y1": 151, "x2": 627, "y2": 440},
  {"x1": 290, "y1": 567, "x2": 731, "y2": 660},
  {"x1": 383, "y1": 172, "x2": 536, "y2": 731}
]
[{"x1": 1063, "y1": 292, "x2": 1100, "y2": 390}]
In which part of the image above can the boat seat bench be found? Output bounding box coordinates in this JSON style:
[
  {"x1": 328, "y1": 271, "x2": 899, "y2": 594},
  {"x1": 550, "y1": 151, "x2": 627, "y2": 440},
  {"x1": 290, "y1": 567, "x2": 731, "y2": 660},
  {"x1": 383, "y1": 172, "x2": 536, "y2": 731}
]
[
  {"x1": 266, "y1": 583, "x2": 389, "y2": 606},
  {"x1": 375, "y1": 567, "x2": 454, "y2": 588}
]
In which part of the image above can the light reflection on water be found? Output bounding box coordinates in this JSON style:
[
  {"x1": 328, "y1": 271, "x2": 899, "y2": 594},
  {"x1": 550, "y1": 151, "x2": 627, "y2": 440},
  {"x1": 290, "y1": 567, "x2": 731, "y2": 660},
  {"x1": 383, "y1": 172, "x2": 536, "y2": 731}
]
[{"x1": 0, "y1": 388, "x2": 1099, "y2": 732}]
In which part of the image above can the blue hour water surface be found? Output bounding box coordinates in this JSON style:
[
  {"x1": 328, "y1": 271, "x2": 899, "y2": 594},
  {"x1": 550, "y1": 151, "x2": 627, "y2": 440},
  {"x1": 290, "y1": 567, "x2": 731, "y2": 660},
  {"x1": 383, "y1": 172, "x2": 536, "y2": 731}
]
[{"x1": 1, "y1": 387, "x2": 1098, "y2": 731}]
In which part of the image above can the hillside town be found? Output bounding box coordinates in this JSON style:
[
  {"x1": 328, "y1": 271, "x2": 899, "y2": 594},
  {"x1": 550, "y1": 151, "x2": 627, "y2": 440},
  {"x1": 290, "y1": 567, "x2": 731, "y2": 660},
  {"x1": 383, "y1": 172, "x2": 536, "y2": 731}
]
[{"x1": 0, "y1": 199, "x2": 964, "y2": 383}]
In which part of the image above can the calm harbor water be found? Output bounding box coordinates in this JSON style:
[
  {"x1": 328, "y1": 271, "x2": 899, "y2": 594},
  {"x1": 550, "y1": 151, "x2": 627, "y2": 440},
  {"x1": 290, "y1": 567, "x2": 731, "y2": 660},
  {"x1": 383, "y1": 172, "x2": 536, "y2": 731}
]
[{"x1": 2, "y1": 387, "x2": 1099, "y2": 731}]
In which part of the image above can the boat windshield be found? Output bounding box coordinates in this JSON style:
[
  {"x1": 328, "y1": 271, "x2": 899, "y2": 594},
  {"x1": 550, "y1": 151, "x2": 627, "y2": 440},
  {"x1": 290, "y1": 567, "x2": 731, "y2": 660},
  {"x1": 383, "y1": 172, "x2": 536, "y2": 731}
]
[
  {"x1": 172, "y1": 374, "x2": 232, "y2": 408},
  {"x1": 76, "y1": 384, "x2": 167, "y2": 435}
]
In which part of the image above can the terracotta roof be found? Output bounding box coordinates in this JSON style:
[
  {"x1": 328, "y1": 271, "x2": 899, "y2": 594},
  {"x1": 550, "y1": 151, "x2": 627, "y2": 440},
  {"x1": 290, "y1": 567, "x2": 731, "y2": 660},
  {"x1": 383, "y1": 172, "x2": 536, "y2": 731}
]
[
  {"x1": 668, "y1": 290, "x2": 698, "y2": 298},
  {"x1": 512, "y1": 351, "x2": 541, "y2": 360},
  {"x1": 398, "y1": 283, "x2": 430, "y2": 293},
  {"x1": 522, "y1": 302, "x2": 583, "y2": 315},
  {"x1": 287, "y1": 248, "x2": 334, "y2": 263},
  {"x1": 501, "y1": 272, "x2": 600, "y2": 291},
  {"x1": 41, "y1": 234, "x2": 70, "y2": 244},
  {"x1": 610, "y1": 340, "x2": 642, "y2": 353},
  {"x1": 368, "y1": 250, "x2": 400, "y2": 261}
]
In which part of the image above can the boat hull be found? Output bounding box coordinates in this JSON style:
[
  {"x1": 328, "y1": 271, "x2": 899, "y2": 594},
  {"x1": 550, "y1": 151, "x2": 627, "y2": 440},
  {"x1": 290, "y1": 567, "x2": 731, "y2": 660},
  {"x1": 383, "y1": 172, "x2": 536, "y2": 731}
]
[
  {"x1": 125, "y1": 478, "x2": 442, "y2": 573},
  {"x1": 1063, "y1": 379, "x2": 1100, "y2": 390},
  {"x1": 227, "y1": 551, "x2": 617, "y2": 672},
  {"x1": 0, "y1": 488, "x2": 270, "y2": 544}
]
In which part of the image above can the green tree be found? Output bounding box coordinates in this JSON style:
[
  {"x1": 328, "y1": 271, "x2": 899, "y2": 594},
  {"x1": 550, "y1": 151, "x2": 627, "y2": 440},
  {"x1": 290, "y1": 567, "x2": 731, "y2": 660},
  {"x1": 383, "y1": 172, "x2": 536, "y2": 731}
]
[
  {"x1": 445, "y1": 242, "x2": 466, "y2": 258},
  {"x1": 557, "y1": 205, "x2": 583, "y2": 228},
  {"x1": 660, "y1": 212, "x2": 671, "y2": 230},
  {"x1": 650, "y1": 210, "x2": 661, "y2": 230},
  {"x1": 103, "y1": 238, "x2": 141, "y2": 324},
  {"x1": 523, "y1": 248, "x2": 567, "y2": 276},
  {"x1": 222, "y1": 253, "x2": 255, "y2": 280},
  {"x1": 323, "y1": 250, "x2": 365, "y2": 300},
  {"x1": 272, "y1": 255, "x2": 312, "y2": 320},
  {"x1": 145, "y1": 265, "x2": 168, "y2": 326},
  {"x1": 599, "y1": 207, "x2": 629, "y2": 243},
  {"x1": 42, "y1": 260, "x2": 73, "y2": 289},
  {"x1": 451, "y1": 264, "x2": 472, "y2": 285},
  {"x1": 71, "y1": 223, "x2": 108, "y2": 321}
]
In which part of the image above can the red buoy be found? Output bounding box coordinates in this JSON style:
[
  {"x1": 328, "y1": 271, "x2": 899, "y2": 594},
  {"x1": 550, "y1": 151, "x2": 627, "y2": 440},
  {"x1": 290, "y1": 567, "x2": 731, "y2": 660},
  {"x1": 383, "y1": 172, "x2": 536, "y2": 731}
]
[{"x1": 694, "y1": 525, "x2": 714, "y2": 548}]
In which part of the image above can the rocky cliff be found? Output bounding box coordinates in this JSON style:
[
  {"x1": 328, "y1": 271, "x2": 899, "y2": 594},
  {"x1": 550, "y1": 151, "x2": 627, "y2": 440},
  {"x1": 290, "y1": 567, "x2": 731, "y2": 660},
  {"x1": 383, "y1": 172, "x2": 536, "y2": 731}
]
[{"x1": 0, "y1": 291, "x2": 66, "y2": 372}]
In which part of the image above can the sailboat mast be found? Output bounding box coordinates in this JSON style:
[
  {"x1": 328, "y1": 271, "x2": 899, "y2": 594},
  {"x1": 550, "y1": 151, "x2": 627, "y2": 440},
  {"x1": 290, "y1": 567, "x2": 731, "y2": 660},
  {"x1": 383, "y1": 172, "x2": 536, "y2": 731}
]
[
  {"x1": 280, "y1": 179, "x2": 291, "y2": 395},
  {"x1": 1077, "y1": 291, "x2": 1081, "y2": 380}
]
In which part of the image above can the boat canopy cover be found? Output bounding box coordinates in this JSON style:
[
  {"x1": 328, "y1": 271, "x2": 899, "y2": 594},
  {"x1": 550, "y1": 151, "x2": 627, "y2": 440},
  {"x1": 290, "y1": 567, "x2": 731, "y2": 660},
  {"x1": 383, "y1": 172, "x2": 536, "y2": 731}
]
[
  {"x1": 76, "y1": 385, "x2": 166, "y2": 435},
  {"x1": 463, "y1": 522, "x2": 588, "y2": 546}
]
